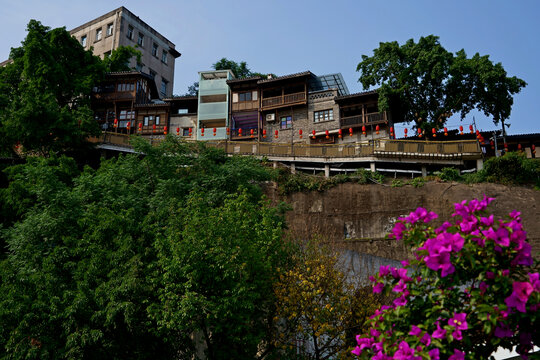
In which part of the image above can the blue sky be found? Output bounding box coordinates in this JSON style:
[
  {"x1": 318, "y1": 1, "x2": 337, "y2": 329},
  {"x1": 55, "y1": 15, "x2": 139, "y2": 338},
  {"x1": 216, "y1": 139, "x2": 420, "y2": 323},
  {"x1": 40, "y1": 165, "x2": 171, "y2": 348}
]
[{"x1": 1, "y1": 0, "x2": 538, "y2": 136}]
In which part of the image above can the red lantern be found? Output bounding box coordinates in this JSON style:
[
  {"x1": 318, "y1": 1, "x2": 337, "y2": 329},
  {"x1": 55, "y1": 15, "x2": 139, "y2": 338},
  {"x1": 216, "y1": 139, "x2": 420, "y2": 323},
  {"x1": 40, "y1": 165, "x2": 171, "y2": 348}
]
[
  {"x1": 404, "y1": 128, "x2": 408, "y2": 138},
  {"x1": 469, "y1": 125, "x2": 474, "y2": 134},
  {"x1": 201, "y1": 128, "x2": 205, "y2": 137},
  {"x1": 459, "y1": 125, "x2": 464, "y2": 135},
  {"x1": 263, "y1": 129, "x2": 267, "y2": 138},
  {"x1": 189, "y1": 127, "x2": 192, "y2": 136},
  {"x1": 226, "y1": 127, "x2": 230, "y2": 136},
  {"x1": 164, "y1": 126, "x2": 168, "y2": 135},
  {"x1": 432, "y1": 128, "x2": 436, "y2": 138},
  {"x1": 312, "y1": 130, "x2": 316, "y2": 139},
  {"x1": 476, "y1": 130, "x2": 480, "y2": 138},
  {"x1": 444, "y1": 127, "x2": 448, "y2": 136},
  {"x1": 213, "y1": 127, "x2": 217, "y2": 136},
  {"x1": 138, "y1": 123, "x2": 142, "y2": 132},
  {"x1": 250, "y1": 129, "x2": 254, "y2": 138},
  {"x1": 152, "y1": 124, "x2": 156, "y2": 133},
  {"x1": 504, "y1": 142, "x2": 508, "y2": 149},
  {"x1": 518, "y1": 143, "x2": 522, "y2": 150},
  {"x1": 275, "y1": 130, "x2": 278, "y2": 139},
  {"x1": 532, "y1": 144, "x2": 536, "y2": 154},
  {"x1": 126, "y1": 121, "x2": 131, "y2": 130},
  {"x1": 376, "y1": 125, "x2": 380, "y2": 135},
  {"x1": 349, "y1": 127, "x2": 353, "y2": 137},
  {"x1": 176, "y1": 127, "x2": 180, "y2": 136},
  {"x1": 299, "y1": 129, "x2": 303, "y2": 139},
  {"x1": 390, "y1": 126, "x2": 394, "y2": 139},
  {"x1": 418, "y1": 128, "x2": 423, "y2": 138},
  {"x1": 338, "y1": 129, "x2": 342, "y2": 139},
  {"x1": 362, "y1": 125, "x2": 366, "y2": 135},
  {"x1": 325, "y1": 130, "x2": 329, "y2": 139},
  {"x1": 114, "y1": 118, "x2": 118, "y2": 128},
  {"x1": 238, "y1": 128, "x2": 242, "y2": 137}
]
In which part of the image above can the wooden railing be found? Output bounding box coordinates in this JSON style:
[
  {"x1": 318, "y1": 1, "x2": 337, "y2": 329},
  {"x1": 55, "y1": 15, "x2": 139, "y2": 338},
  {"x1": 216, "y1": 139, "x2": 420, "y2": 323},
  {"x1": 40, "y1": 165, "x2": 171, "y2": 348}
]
[
  {"x1": 261, "y1": 92, "x2": 306, "y2": 109},
  {"x1": 96, "y1": 132, "x2": 482, "y2": 161},
  {"x1": 340, "y1": 112, "x2": 387, "y2": 127}
]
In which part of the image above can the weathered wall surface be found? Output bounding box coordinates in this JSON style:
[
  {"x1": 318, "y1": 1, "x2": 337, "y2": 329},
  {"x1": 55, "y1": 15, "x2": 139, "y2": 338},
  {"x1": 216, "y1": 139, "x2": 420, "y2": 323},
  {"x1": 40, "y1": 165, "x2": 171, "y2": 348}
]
[{"x1": 266, "y1": 182, "x2": 540, "y2": 261}]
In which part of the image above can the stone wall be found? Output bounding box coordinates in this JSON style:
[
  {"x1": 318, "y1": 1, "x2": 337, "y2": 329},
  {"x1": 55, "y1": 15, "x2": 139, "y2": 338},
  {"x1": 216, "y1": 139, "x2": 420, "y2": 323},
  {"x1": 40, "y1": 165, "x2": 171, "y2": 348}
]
[{"x1": 266, "y1": 182, "x2": 540, "y2": 261}]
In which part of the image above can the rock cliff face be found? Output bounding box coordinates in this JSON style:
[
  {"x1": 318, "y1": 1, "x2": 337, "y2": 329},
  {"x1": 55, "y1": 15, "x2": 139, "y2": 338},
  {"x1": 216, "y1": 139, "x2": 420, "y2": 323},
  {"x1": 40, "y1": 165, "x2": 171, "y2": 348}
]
[{"x1": 267, "y1": 182, "x2": 540, "y2": 261}]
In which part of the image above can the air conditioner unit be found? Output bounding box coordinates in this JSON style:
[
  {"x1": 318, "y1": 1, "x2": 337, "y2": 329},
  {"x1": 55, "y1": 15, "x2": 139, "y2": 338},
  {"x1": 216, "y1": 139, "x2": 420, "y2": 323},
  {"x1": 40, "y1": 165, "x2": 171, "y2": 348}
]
[{"x1": 266, "y1": 113, "x2": 276, "y2": 122}]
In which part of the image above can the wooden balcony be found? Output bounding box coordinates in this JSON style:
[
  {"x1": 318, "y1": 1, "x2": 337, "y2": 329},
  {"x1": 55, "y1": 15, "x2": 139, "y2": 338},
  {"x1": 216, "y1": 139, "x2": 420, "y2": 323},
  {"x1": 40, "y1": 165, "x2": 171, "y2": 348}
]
[
  {"x1": 341, "y1": 112, "x2": 387, "y2": 127},
  {"x1": 261, "y1": 92, "x2": 306, "y2": 110},
  {"x1": 230, "y1": 127, "x2": 258, "y2": 140},
  {"x1": 232, "y1": 101, "x2": 258, "y2": 112}
]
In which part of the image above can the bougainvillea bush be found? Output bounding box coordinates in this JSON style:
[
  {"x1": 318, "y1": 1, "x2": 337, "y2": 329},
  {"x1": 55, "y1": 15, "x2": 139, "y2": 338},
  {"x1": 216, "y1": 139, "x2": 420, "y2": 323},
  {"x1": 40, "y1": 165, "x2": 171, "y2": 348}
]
[{"x1": 353, "y1": 197, "x2": 539, "y2": 359}]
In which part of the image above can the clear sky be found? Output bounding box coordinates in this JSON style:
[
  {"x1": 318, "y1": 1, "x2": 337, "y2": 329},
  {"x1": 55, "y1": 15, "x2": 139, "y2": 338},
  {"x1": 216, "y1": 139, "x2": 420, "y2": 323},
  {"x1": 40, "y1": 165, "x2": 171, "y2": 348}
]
[{"x1": 1, "y1": 0, "x2": 539, "y2": 136}]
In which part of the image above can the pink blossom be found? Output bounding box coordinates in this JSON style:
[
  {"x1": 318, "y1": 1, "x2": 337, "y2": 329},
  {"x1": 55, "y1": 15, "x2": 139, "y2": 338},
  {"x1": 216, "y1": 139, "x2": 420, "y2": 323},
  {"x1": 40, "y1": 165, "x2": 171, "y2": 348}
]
[
  {"x1": 428, "y1": 348, "x2": 440, "y2": 360},
  {"x1": 509, "y1": 210, "x2": 521, "y2": 220},
  {"x1": 505, "y1": 281, "x2": 534, "y2": 312},
  {"x1": 373, "y1": 282, "x2": 385, "y2": 294},
  {"x1": 393, "y1": 280, "x2": 407, "y2": 293},
  {"x1": 393, "y1": 294, "x2": 408, "y2": 307},
  {"x1": 448, "y1": 349, "x2": 465, "y2": 360},
  {"x1": 420, "y1": 333, "x2": 431, "y2": 346},
  {"x1": 452, "y1": 330, "x2": 462, "y2": 340},
  {"x1": 393, "y1": 341, "x2": 414, "y2": 359},
  {"x1": 448, "y1": 313, "x2": 468, "y2": 330},
  {"x1": 529, "y1": 273, "x2": 540, "y2": 291},
  {"x1": 391, "y1": 222, "x2": 407, "y2": 241},
  {"x1": 494, "y1": 323, "x2": 513, "y2": 338},
  {"x1": 435, "y1": 221, "x2": 452, "y2": 234},
  {"x1": 432, "y1": 322, "x2": 446, "y2": 339},
  {"x1": 379, "y1": 265, "x2": 390, "y2": 276},
  {"x1": 409, "y1": 325, "x2": 422, "y2": 336},
  {"x1": 480, "y1": 215, "x2": 494, "y2": 226}
]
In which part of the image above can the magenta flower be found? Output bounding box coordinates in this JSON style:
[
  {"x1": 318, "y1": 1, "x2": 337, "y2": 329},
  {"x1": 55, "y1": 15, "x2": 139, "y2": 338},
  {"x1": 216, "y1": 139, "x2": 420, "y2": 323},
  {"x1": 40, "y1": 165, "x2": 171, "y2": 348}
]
[
  {"x1": 420, "y1": 333, "x2": 431, "y2": 346},
  {"x1": 529, "y1": 273, "x2": 540, "y2": 291},
  {"x1": 428, "y1": 348, "x2": 440, "y2": 360},
  {"x1": 373, "y1": 282, "x2": 384, "y2": 294},
  {"x1": 452, "y1": 330, "x2": 462, "y2": 340},
  {"x1": 480, "y1": 215, "x2": 494, "y2": 226},
  {"x1": 393, "y1": 280, "x2": 407, "y2": 293},
  {"x1": 448, "y1": 349, "x2": 465, "y2": 360},
  {"x1": 505, "y1": 281, "x2": 534, "y2": 312},
  {"x1": 393, "y1": 341, "x2": 414, "y2": 359},
  {"x1": 432, "y1": 322, "x2": 446, "y2": 339},
  {"x1": 448, "y1": 313, "x2": 468, "y2": 330},
  {"x1": 494, "y1": 323, "x2": 513, "y2": 338},
  {"x1": 391, "y1": 221, "x2": 407, "y2": 240},
  {"x1": 393, "y1": 294, "x2": 408, "y2": 307},
  {"x1": 379, "y1": 265, "x2": 390, "y2": 276},
  {"x1": 409, "y1": 325, "x2": 422, "y2": 336}
]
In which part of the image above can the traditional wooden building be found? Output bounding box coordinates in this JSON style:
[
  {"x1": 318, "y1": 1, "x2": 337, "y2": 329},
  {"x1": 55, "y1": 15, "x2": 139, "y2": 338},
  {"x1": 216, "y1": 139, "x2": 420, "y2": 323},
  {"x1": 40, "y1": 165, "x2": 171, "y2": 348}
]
[
  {"x1": 227, "y1": 76, "x2": 262, "y2": 140},
  {"x1": 165, "y1": 96, "x2": 198, "y2": 139}
]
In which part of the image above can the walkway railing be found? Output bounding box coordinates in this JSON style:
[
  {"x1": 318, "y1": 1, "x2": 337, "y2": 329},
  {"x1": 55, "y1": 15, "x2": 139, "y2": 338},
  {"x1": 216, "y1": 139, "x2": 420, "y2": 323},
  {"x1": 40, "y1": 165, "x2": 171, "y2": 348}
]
[{"x1": 94, "y1": 132, "x2": 482, "y2": 161}]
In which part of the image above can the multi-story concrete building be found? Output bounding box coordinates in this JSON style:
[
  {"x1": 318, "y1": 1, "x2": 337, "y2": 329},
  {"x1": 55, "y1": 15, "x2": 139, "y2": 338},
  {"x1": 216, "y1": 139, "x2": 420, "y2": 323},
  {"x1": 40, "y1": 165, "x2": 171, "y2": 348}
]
[
  {"x1": 197, "y1": 70, "x2": 235, "y2": 140},
  {"x1": 70, "y1": 6, "x2": 180, "y2": 98}
]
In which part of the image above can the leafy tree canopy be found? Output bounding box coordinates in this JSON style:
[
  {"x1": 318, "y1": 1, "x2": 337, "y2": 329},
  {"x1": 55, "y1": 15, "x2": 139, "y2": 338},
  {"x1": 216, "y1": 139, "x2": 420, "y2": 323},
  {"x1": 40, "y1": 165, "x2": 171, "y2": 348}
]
[
  {"x1": 0, "y1": 20, "x2": 140, "y2": 157},
  {"x1": 357, "y1": 35, "x2": 527, "y2": 130}
]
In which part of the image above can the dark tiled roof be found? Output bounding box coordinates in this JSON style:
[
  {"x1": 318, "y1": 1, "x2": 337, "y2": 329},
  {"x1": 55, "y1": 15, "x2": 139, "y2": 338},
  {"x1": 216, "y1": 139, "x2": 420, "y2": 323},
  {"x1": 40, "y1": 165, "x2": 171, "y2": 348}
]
[
  {"x1": 257, "y1": 71, "x2": 313, "y2": 84},
  {"x1": 134, "y1": 102, "x2": 170, "y2": 108},
  {"x1": 335, "y1": 89, "x2": 378, "y2": 101},
  {"x1": 227, "y1": 76, "x2": 263, "y2": 84},
  {"x1": 163, "y1": 95, "x2": 198, "y2": 101}
]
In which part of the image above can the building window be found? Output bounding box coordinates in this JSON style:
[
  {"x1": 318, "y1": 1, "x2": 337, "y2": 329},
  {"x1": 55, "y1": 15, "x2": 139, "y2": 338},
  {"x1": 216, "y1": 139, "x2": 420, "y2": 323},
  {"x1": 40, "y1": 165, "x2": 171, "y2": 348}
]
[
  {"x1": 80, "y1": 35, "x2": 87, "y2": 47},
  {"x1": 95, "y1": 28, "x2": 102, "y2": 42},
  {"x1": 127, "y1": 25, "x2": 134, "y2": 40},
  {"x1": 152, "y1": 43, "x2": 158, "y2": 57},
  {"x1": 149, "y1": 69, "x2": 157, "y2": 79},
  {"x1": 143, "y1": 116, "x2": 149, "y2": 126},
  {"x1": 161, "y1": 50, "x2": 168, "y2": 64},
  {"x1": 280, "y1": 116, "x2": 292, "y2": 129},
  {"x1": 238, "y1": 92, "x2": 252, "y2": 102},
  {"x1": 155, "y1": 116, "x2": 160, "y2": 125},
  {"x1": 106, "y1": 23, "x2": 113, "y2": 36},
  {"x1": 137, "y1": 32, "x2": 144, "y2": 46},
  {"x1": 135, "y1": 62, "x2": 143, "y2": 72},
  {"x1": 178, "y1": 109, "x2": 188, "y2": 114},
  {"x1": 117, "y1": 82, "x2": 134, "y2": 92},
  {"x1": 314, "y1": 109, "x2": 334, "y2": 123},
  {"x1": 183, "y1": 128, "x2": 191, "y2": 136},
  {"x1": 161, "y1": 79, "x2": 168, "y2": 96}
]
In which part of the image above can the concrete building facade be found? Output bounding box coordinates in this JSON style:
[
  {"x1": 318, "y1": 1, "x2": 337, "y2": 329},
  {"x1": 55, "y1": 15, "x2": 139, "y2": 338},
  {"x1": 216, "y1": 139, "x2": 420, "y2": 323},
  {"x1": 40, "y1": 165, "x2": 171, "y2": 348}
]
[{"x1": 70, "y1": 7, "x2": 180, "y2": 98}]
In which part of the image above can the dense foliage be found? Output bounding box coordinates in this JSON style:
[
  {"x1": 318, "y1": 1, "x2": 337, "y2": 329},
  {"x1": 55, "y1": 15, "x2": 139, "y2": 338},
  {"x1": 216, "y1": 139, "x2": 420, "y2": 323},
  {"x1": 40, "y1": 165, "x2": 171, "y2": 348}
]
[
  {"x1": 357, "y1": 35, "x2": 526, "y2": 130},
  {"x1": 0, "y1": 138, "x2": 289, "y2": 359},
  {"x1": 353, "y1": 197, "x2": 539, "y2": 359},
  {"x1": 0, "y1": 21, "x2": 140, "y2": 157}
]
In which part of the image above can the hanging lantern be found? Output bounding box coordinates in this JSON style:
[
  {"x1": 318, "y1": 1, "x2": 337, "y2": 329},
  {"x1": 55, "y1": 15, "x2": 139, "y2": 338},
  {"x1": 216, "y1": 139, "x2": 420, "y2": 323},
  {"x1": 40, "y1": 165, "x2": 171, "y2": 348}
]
[
  {"x1": 312, "y1": 129, "x2": 316, "y2": 139},
  {"x1": 404, "y1": 128, "x2": 408, "y2": 138},
  {"x1": 263, "y1": 129, "x2": 267, "y2": 138},
  {"x1": 164, "y1": 126, "x2": 168, "y2": 135},
  {"x1": 518, "y1": 143, "x2": 522, "y2": 151},
  {"x1": 490, "y1": 140, "x2": 494, "y2": 149},
  {"x1": 114, "y1": 118, "x2": 118, "y2": 128},
  {"x1": 126, "y1": 121, "x2": 131, "y2": 130},
  {"x1": 444, "y1": 127, "x2": 448, "y2": 136},
  {"x1": 138, "y1": 123, "x2": 143, "y2": 132},
  {"x1": 275, "y1": 130, "x2": 279, "y2": 139},
  {"x1": 476, "y1": 130, "x2": 480, "y2": 138},
  {"x1": 299, "y1": 129, "x2": 303, "y2": 139},
  {"x1": 189, "y1": 127, "x2": 192, "y2": 136},
  {"x1": 250, "y1": 129, "x2": 254, "y2": 138},
  {"x1": 201, "y1": 128, "x2": 205, "y2": 137},
  {"x1": 390, "y1": 126, "x2": 394, "y2": 139},
  {"x1": 238, "y1": 128, "x2": 242, "y2": 137},
  {"x1": 325, "y1": 130, "x2": 329, "y2": 139},
  {"x1": 338, "y1": 129, "x2": 342, "y2": 139},
  {"x1": 152, "y1": 124, "x2": 156, "y2": 133},
  {"x1": 226, "y1": 127, "x2": 230, "y2": 136},
  {"x1": 432, "y1": 128, "x2": 436, "y2": 138},
  {"x1": 213, "y1": 127, "x2": 217, "y2": 136},
  {"x1": 176, "y1": 127, "x2": 180, "y2": 136},
  {"x1": 469, "y1": 125, "x2": 474, "y2": 134},
  {"x1": 459, "y1": 125, "x2": 464, "y2": 135},
  {"x1": 349, "y1": 127, "x2": 353, "y2": 137},
  {"x1": 376, "y1": 125, "x2": 380, "y2": 135},
  {"x1": 362, "y1": 125, "x2": 366, "y2": 135},
  {"x1": 532, "y1": 144, "x2": 536, "y2": 154},
  {"x1": 418, "y1": 128, "x2": 423, "y2": 138},
  {"x1": 504, "y1": 142, "x2": 508, "y2": 149}
]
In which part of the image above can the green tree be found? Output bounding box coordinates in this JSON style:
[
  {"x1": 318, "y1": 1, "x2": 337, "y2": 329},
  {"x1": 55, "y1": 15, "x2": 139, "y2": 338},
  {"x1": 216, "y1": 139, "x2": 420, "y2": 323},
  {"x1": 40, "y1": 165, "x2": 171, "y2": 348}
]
[
  {"x1": 0, "y1": 137, "x2": 281, "y2": 359},
  {"x1": 357, "y1": 35, "x2": 526, "y2": 131},
  {"x1": 102, "y1": 45, "x2": 141, "y2": 72},
  {"x1": 212, "y1": 57, "x2": 275, "y2": 79}
]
